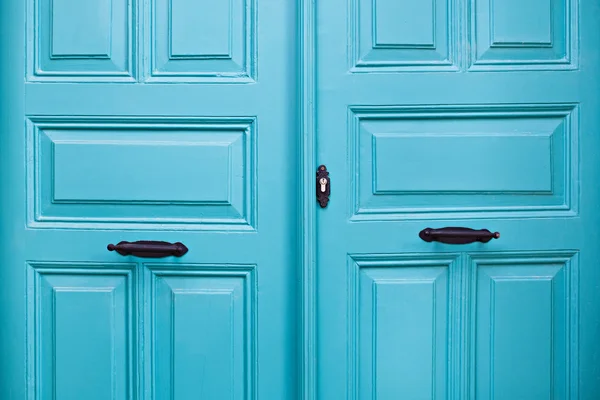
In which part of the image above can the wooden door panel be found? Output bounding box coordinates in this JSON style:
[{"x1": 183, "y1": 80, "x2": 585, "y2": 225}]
[
  {"x1": 28, "y1": 263, "x2": 135, "y2": 400},
  {"x1": 317, "y1": 0, "x2": 599, "y2": 398},
  {"x1": 350, "y1": 105, "x2": 575, "y2": 221},
  {"x1": 472, "y1": 253, "x2": 576, "y2": 399},
  {"x1": 29, "y1": 0, "x2": 133, "y2": 81},
  {"x1": 148, "y1": 266, "x2": 255, "y2": 399},
  {"x1": 1, "y1": 0, "x2": 298, "y2": 398},
  {"x1": 29, "y1": 117, "x2": 256, "y2": 230},
  {"x1": 351, "y1": 255, "x2": 451, "y2": 400},
  {"x1": 350, "y1": 0, "x2": 458, "y2": 71},
  {"x1": 471, "y1": 0, "x2": 577, "y2": 70},
  {"x1": 149, "y1": 0, "x2": 256, "y2": 82}
]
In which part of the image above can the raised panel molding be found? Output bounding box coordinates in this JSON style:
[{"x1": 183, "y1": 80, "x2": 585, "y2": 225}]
[
  {"x1": 144, "y1": 265, "x2": 257, "y2": 399},
  {"x1": 349, "y1": 104, "x2": 578, "y2": 221},
  {"x1": 350, "y1": 0, "x2": 458, "y2": 72},
  {"x1": 27, "y1": 116, "x2": 257, "y2": 231},
  {"x1": 470, "y1": 0, "x2": 578, "y2": 70},
  {"x1": 26, "y1": 263, "x2": 137, "y2": 399},
  {"x1": 28, "y1": 0, "x2": 134, "y2": 81},
  {"x1": 148, "y1": 0, "x2": 257, "y2": 82},
  {"x1": 469, "y1": 252, "x2": 579, "y2": 399},
  {"x1": 348, "y1": 254, "x2": 461, "y2": 399}
]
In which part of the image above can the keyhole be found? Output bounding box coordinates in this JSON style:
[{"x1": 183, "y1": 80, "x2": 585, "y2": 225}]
[{"x1": 320, "y1": 178, "x2": 327, "y2": 192}]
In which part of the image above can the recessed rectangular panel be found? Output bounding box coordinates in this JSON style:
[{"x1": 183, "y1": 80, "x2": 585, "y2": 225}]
[
  {"x1": 350, "y1": 105, "x2": 577, "y2": 220},
  {"x1": 51, "y1": 0, "x2": 111, "y2": 57},
  {"x1": 148, "y1": 267, "x2": 255, "y2": 400},
  {"x1": 471, "y1": 253, "x2": 578, "y2": 400},
  {"x1": 470, "y1": 0, "x2": 576, "y2": 70},
  {"x1": 170, "y1": 0, "x2": 231, "y2": 58},
  {"x1": 28, "y1": 264, "x2": 135, "y2": 400},
  {"x1": 492, "y1": 0, "x2": 552, "y2": 45},
  {"x1": 52, "y1": 136, "x2": 233, "y2": 203},
  {"x1": 350, "y1": 256, "x2": 450, "y2": 399},
  {"x1": 373, "y1": 0, "x2": 434, "y2": 47},
  {"x1": 28, "y1": 117, "x2": 256, "y2": 230},
  {"x1": 150, "y1": 0, "x2": 256, "y2": 82},
  {"x1": 374, "y1": 134, "x2": 552, "y2": 192},
  {"x1": 351, "y1": 0, "x2": 457, "y2": 72},
  {"x1": 29, "y1": 0, "x2": 133, "y2": 81},
  {"x1": 486, "y1": 279, "x2": 553, "y2": 396}
]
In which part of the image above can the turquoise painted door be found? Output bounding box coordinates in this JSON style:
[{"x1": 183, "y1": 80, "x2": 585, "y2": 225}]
[
  {"x1": 0, "y1": 0, "x2": 298, "y2": 399},
  {"x1": 3, "y1": 0, "x2": 600, "y2": 399},
  {"x1": 316, "y1": 0, "x2": 600, "y2": 399}
]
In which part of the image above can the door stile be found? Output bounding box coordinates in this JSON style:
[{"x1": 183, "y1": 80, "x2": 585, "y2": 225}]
[{"x1": 299, "y1": 0, "x2": 317, "y2": 398}]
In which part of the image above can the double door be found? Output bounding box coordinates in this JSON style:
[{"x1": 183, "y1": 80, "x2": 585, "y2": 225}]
[{"x1": 1, "y1": 0, "x2": 599, "y2": 399}]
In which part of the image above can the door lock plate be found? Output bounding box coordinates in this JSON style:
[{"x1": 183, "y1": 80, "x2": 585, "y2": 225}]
[{"x1": 316, "y1": 165, "x2": 330, "y2": 208}]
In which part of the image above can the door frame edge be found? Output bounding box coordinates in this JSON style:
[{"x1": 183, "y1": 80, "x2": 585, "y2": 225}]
[{"x1": 299, "y1": 0, "x2": 317, "y2": 398}]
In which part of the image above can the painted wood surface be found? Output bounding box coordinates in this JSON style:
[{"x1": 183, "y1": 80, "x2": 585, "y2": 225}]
[{"x1": 315, "y1": 0, "x2": 600, "y2": 398}]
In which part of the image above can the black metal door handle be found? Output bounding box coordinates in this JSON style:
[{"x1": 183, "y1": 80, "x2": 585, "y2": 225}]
[
  {"x1": 107, "y1": 241, "x2": 188, "y2": 258},
  {"x1": 419, "y1": 227, "x2": 500, "y2": 244}
]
